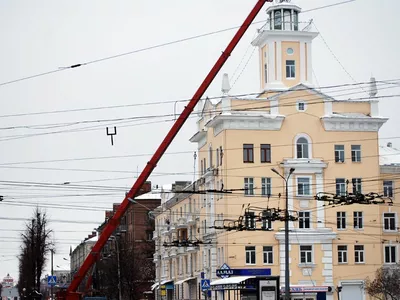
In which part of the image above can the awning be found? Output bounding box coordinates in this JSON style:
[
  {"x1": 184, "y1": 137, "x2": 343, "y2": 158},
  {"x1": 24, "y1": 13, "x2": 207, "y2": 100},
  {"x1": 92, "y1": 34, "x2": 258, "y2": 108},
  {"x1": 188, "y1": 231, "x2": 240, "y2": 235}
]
[
  {"x1": 211, "y1": 276, "x2": 255, "y2": 286},
  {"x1": 151, "y1": 283, "x2": 159, "y2": 290},
  {"x1": 175, "y1": 277, "x2": 197, "y2": 285},
  {"x1": 161, "y1": 280, "x2": 174, "y2": 285}
]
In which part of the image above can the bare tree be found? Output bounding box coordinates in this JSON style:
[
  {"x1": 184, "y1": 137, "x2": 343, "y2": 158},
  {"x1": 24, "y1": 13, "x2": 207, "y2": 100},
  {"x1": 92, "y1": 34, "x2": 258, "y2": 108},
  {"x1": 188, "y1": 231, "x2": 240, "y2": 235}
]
[
  {"x1": 365, "y1": 266, "x2": 400, "y2": 300},
  {"x1": 95, "y1": 239, "x2": 155, "y2": 300},
  {"x1": 18, "y1": 208, "x2": 53, "y2": 295}
]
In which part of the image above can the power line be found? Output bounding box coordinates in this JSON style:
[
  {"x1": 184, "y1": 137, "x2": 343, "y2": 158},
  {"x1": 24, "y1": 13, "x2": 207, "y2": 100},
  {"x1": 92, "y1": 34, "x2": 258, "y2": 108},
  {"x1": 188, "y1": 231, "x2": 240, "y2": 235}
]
[{"x1": 0, "y1": 0, "x2": 355, "y2": 88}]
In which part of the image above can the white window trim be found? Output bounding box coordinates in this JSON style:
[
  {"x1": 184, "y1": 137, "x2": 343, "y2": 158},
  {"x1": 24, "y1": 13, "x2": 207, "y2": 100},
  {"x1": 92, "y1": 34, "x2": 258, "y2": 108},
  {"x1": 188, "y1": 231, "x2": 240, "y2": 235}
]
[
  {"x1": 299, "y1": 244, "x2": 314, "y2": 265},
  {"x1": 337, "y1": 245, "x2": 348, "y2": 264},
  {"x1": 245, "y1": 246, "x2": 256, "y2": 265},
  {"x1": 296, "y1": 100, "x2": 307, "y2": 112},
  {"x1": 337, "y1": 211, "x2": 347, "y2": 230},
  {"x1": 383, "y1": 244, "x2": 398, "y2": 264},
  {"x1": 382, "y1": 212, "x2": 398, "y2": 232},
  {"x1": 298, "y1": 210, "x2": 312, "y2": 229},
  {"x1": 293, "y1": 133, "x2": 313, "y2": 159},
  {"x1": 383, "y1": 180, "x2": 394, "y2": 198},
  {"x1": 286, "y1": 60, "x2": 296, "y2": 79},
  {"x1": 353, "y1": 211, "x2": 364, "y2": 230},
  {"x1": 354, "y1": 245, "x2": 365, "y2": 264},
  {"x1": 296, "y1": 175, "x2": 313, "y2": 197},
  {"x1": 263, "y1": 246, "x2": 274, "y2": 265}
]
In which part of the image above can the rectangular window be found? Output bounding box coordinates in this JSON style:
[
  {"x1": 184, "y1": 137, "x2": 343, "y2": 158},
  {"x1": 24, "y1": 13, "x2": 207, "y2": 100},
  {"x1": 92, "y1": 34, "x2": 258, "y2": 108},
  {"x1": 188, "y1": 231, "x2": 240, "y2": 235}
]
[
  {"x1": 243, "y1": 144, "x2": 254, "y2": 163},
  {"x1": 260, "y1": 144, "x2": 271, "y2": 163},
  {"x1": 334, "y1": 145, "x2": 345, "y2": 162},
  {"x1": 300, "y1": 245, "x2": 313, "y2": 264},
  {"x1": 351, "y1": 145, "x2": 361, "y2": 162},
  {"x1": 245, "y1": 246, "x2": 256, "y2": 265},
  {"x1": 261, "y1": 177, "x2": 272, "y2": 197},
  {"x1": 354, "y1": 245, "x2": 365, "y2": 263},
  {"x1": 244, "y1": 177, "x2": 254, "y2": 196},
  {"x1": 338, "y1": 245, "x2": 348, "y2": 264},
  {"x1": 383, "y1": 181, "x2": 393, "y2": 197},
  {"x1": 263, "y1": 246, "x2": 273, "y2": 264},
  {"x1": 219, "y1": 146, "x2": 223, "y2": 166},
  {"x1": 297, "y1": 177, "x2": 311, "y2": 196},
  {"x1": 264, "y1": 63, "x2": 268, "y2": 83},
  {"x1": 337, "y1": 212, "x2": 346, "y2": 229},
  {"x1": 353, "y1": 211, "x2": 363, "y2": 229},
  {"x1": 352, "y1": 178, "x2": 362, "y2": 194},
  {"x1": 383, "y1": 213, "x2": 396, "y2": 231},
  {"x1": 299, "y1": 211, "x2": 311, "y2": 229},
  {"x1": 384, "y1": 245, "x2": 397, "y2": 264},
  {"x1": 216, "y1": 148, "x2": 219, "y2": 167},
  {"x1": 336, "y1": 178, "x2": 346, "y2": 196},
  {"x1": 286, "y1": 60, "x2": 295, "y2": 78}
]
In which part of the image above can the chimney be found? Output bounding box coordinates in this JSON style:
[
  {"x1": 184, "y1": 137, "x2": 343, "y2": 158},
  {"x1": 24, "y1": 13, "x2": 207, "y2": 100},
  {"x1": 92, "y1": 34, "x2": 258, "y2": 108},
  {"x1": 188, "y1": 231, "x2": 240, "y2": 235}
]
[{"x1": 387, "y1": 142, "x2": 393, "y2": 148}]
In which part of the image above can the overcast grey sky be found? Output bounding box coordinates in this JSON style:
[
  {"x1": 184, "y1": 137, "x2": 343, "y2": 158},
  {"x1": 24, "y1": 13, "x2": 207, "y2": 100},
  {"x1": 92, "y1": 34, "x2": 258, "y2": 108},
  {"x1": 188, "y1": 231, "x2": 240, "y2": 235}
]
[{"x1": 1, "y1": 0, "x2": 399, "y2": 280}]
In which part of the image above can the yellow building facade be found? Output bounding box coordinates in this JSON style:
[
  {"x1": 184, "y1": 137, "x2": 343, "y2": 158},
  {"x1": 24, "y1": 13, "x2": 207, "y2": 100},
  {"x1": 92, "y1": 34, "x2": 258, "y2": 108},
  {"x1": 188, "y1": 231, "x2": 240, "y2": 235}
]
[{"x1": 152, "y1": 1, "x2": 399, "y2": 300}]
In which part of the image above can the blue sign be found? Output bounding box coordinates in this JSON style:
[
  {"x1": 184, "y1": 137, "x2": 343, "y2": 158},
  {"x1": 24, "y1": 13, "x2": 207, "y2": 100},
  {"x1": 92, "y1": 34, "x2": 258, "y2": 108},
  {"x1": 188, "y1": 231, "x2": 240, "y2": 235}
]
[
  {"x1": 201, "y1": 279, "x2": 211, "y2": 291},
  {"x1": 47, "y1": 276, "x2": 57, "y2": 286},
  {"x1": 216, "y1": 263, "x2": 271, "y2": 278},
  {"x1": 216, "y1": 263, "x2": 232, "y2": 279}
]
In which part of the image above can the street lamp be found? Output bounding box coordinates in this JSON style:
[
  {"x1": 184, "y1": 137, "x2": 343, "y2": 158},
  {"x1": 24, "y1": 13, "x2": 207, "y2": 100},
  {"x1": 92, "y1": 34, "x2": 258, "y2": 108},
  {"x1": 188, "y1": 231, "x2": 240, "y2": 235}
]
[
  {"x1": 109, "y1": 236, "x2": 122, "y2": 300},
  {"x1": 271, "y1": 167, "x2": 295, "y2": 300}
]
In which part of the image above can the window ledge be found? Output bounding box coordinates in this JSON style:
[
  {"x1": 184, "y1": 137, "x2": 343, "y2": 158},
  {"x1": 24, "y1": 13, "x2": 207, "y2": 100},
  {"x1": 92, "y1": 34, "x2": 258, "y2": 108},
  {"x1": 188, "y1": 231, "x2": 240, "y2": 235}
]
[{"x1": 298, "y1": 263, "x2": 316, "y2": 268}]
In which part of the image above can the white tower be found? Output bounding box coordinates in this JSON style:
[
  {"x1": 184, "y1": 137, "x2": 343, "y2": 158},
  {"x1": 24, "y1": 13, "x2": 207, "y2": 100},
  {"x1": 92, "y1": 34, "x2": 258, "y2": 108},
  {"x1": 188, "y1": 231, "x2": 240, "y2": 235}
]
[{"x1": 252, "y1": 0, "x2": 318, "y2": 91}]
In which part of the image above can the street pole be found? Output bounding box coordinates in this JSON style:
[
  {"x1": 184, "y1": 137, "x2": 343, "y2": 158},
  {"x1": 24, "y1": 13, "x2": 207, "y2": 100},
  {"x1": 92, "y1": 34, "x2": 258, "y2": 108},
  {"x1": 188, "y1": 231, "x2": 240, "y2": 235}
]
[
  {"x1": 272, "y1": 167, "x2": 295, "y2": 300},
  {"x1": 110, "y1": 237, "x2": 122, "y2": 300},
  {"x1": 51, "y1": 249, "x2": 54, "y2": 300}
]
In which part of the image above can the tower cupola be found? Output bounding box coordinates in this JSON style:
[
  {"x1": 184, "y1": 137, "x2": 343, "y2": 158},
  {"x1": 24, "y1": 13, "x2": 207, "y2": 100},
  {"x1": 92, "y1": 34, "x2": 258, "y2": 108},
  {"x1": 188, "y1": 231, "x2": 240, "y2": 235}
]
[
  {"x1": 252, "y1": 0, "x2": 318, "y2": 91},
  {"x1": 266, "y1": 0, "x2": 301, "y2": 31}
]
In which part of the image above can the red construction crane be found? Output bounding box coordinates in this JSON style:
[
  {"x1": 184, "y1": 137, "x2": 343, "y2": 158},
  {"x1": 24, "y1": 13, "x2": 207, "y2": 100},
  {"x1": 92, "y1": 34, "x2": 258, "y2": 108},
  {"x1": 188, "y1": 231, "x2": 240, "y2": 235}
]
[{"x1": 61, "y1": 1, "x2": 272, "y2": 299}]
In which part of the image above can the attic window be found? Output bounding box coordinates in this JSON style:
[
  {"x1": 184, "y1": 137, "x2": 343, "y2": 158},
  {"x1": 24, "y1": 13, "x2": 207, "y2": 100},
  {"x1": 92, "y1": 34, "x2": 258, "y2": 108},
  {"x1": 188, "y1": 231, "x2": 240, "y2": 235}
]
[{"x1": 297, "y1": 101, "x2": 307, "y2": 112}]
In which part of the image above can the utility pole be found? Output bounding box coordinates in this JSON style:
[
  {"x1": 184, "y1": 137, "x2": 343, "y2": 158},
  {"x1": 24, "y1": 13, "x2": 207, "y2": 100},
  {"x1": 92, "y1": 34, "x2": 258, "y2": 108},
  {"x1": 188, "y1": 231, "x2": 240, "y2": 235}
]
[
  {"x1": 272, "y1": 167, "x2": 295, "y2": 300},
  {"x1": 51, "y1": 249, "x2": 54, "y2": 300},
  {"x1": 109, "y1": 236, "x2": 122, "y2": 300}
]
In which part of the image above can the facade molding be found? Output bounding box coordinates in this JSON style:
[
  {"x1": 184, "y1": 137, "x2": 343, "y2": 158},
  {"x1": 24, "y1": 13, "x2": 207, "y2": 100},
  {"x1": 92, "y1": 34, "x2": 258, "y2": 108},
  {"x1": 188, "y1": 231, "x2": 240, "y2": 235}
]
[
  {"x1": 321, "y1": 116, "x2": 388, "y2": 132},
  {"x1": 205, "y1": 113, "x2": 285, "y2": 136}
]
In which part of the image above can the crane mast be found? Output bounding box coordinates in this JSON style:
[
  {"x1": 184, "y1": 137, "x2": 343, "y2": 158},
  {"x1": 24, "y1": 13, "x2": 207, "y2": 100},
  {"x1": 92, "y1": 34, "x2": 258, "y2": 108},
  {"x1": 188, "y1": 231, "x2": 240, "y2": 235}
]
[{"x1": 62, "y1": 1, "x2": 271, "y2": 299}]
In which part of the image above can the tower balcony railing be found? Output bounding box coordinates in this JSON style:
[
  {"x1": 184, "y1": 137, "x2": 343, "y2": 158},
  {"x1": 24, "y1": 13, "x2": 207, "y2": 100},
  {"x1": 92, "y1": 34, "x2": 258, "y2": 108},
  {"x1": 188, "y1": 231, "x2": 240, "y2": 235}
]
[{"x1": 258, "y1": 19, "x2": 316, "y2": 33}]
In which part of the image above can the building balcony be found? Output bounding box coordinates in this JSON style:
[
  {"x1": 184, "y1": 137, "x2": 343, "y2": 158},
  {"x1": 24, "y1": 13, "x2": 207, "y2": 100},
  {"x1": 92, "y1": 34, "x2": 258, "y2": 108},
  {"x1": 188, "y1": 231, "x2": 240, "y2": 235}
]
[
  {"x1": 187, "y1": 213, "x2": 196, "y2": 226},
  {"x1": 177, "y1": 217, "x2": 188, "y2": 229},
  {"x1": 177, "y1": 247, "x2": 185, "y2": 255},
  {"x1": 162, "y1": 249, "x2": 170, "y2": 259},
  {"x1": 168, "y1": 222, "x2": 177, "y2": 233},
  {"x1": 152, "y1": 230, "x2": 159, "y2": 240},
  {"x1": 169, "y1": 247, "x2": 178, "y2": 257},
  {"x1": 187, "y1": 246, "x2": 199, "y2": 253}
]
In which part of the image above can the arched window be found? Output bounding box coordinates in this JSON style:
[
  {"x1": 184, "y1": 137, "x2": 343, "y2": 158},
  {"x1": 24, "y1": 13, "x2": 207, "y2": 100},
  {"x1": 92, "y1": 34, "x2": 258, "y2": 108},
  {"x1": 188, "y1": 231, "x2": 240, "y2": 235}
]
[{"x1": 296, "y1": 137, "x2": 309, "y2": 158}]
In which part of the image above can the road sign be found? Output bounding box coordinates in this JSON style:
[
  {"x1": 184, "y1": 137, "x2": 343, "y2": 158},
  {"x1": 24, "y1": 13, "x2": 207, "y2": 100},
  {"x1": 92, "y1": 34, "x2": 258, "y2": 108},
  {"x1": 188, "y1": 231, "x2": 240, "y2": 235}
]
[
  {"x1": 201, "y1": 279, "x2": 211, "y2": 291},
  {"x1": 48, "y1": 276, "x2": 57, "y2": 286}
]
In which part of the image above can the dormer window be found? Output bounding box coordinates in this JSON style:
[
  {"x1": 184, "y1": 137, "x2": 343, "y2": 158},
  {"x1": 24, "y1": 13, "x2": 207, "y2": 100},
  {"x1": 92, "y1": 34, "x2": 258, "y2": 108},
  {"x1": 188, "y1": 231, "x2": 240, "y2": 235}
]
[{"x1": 296, "y1": 137, "x2": 309, "y2": 159}]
